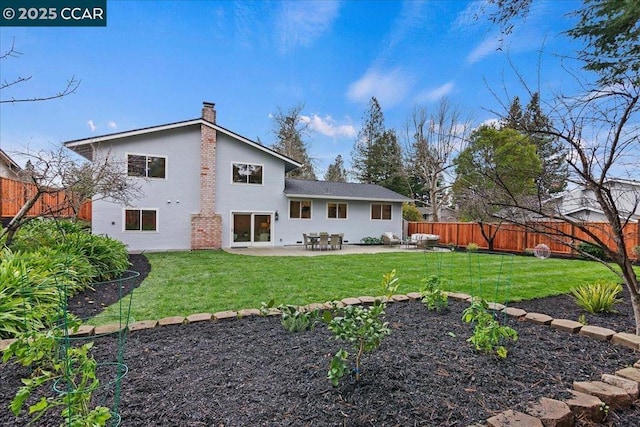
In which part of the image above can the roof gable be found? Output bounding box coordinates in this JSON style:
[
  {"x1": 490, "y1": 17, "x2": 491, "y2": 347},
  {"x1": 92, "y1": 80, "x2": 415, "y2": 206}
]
[{"x1": 63, "y1": 118, "x2": 301, "y2": 171}]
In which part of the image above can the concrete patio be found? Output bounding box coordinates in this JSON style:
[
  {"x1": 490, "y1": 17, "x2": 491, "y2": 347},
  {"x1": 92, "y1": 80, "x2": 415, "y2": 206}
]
[{"x1": 224, "y1": 244, "x2": 435, "y2": 256}]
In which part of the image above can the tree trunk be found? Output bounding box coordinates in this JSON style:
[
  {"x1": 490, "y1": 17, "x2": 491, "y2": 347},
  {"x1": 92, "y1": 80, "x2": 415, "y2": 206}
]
[
  {"x1": 430, "y1": 186, "x2": 439, "y2": 222},
  {"x1": 478, "y1": 222, "x2": 497, "y2": 251},
  {"x1": 618, "y1": 257, "x2": 640, "y2": 335},
  {"x1": 2, "y1": 190, "x2": 42, "y2": 248}
]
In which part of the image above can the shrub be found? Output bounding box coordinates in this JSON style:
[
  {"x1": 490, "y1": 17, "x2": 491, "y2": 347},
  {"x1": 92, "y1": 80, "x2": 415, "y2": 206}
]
[
  {"x1": 577, "y1": 242, "x2": 607, "y2": 261},
  {"x1": 0, "y1": 248, "x2": 91, "y2": 338},
  {"x1": 360, "y1": 236, "x2": 382, "y2": 245},
  {"x1": 9, "y1": 219, "x2": 85, "y2": 252},
  {"x1": 571, "y1": 281, "x2": 623, "y2": 314},
  {"x1": 462, "y1": 299, "x2": 518, "y2": 358},
  {"x1": 11, "y1": 220, "x2": 129, "y2": 281},
  {"x1": 466, "y1": 242, "x2": 479, "y2": 252},
  {"x1": 60, "y1": 233, "x2": 129, "y2": 281},
  {"x1": 325, "y1": 270, "x2": 399, "y2": 386},
  {"x1": 402, "y1": 203, "x2": 422, "y2": 221},
  {"x1": 420, "y1": 275, "x2": 449, "y2": 312}
]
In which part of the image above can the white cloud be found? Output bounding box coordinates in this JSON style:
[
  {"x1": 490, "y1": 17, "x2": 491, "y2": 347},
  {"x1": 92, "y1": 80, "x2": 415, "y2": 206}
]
[
  {"x1": 479, "y1": 117, "x2": 500, "y2": 128},
  {"x1": 108, "y1": 121, "x2": 117, "y2": 129},
  {"x1": 300, "y1": 114, "x2": 356, "y2": 139},
  {"x1": 467, "y1": 36, "x2": 502, "y2": 64},
  {"x1": 453, "y1": 0, "x2": 490, "y2": 31},
  {"x1": 347, "y1": 67, "x2": 414, "y2": 107},
  {"x1": 416, "y1": 82, "x2": 455, "y2": 103},
  {"x1": 86, "y1": 120, "x2": 97, "y2": 132},
  {"x1": 275, "y1": 1, "x2": 340, "y2": 54}
]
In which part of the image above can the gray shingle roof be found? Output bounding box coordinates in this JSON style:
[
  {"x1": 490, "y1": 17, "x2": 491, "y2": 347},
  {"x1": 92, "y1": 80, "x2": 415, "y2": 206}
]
[{"x1": 284, "y1": 179, "x2": 412, "y2": 202}]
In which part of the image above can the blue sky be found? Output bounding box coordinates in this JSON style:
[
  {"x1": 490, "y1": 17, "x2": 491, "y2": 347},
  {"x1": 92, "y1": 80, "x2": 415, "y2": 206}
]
[{"x1": 0, "y1": 0, "x2": 583, "y2": 176}]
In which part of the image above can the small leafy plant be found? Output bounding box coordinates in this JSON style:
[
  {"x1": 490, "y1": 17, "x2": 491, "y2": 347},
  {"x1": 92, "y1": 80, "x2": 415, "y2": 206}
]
[
  {"x1": 3, "y1": 329, "x2": 111, "y2": 426},
  {"x1": 279, "y1": 304, "x2": 320, "y2": 332},
  {"x1": 462, "y1": 299, "x2": 518, "y2": 359},
  {"x1": 260, "y1": 300, "x2": 320, "y2": 332},
  {"x1": 360, "y1": 236, "x2": 383, "y2": 245},
  {"x1": 571, "y1": 281, "x2": 623, "y2": 314},
  {"x1": 420, "y1": 275, "x2": 449, "y2": 312},
  {"x1": 325, "y1": 270, "x2": 399, "y2": 386}
]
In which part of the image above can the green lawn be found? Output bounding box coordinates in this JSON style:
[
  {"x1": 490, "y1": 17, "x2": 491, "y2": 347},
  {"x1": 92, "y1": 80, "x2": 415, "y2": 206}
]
[{"x1": 95, "y1": 250, "x2": 619, "y2": 322}]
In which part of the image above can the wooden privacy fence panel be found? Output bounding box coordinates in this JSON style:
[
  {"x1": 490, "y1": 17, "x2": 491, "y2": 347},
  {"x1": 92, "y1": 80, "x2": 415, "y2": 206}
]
[
  {"x1": 407, "y1": 221, "x2": 640, "y2": 257},
  {"x1": 0, "y1": 177, "x2": 91, "y2": 222}
]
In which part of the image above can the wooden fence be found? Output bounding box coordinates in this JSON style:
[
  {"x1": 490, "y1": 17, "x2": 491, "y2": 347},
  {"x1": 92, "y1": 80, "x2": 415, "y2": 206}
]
[
  {"x1": 0, "y1": 177, "x2": 91, "y2": 222},
  {"x1": 407, "y1": 221, "x2": 640, "y2": 257}
]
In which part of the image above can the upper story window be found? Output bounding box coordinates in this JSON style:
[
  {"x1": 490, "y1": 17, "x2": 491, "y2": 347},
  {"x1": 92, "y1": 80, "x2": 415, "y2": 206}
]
[
  {"x1": 124, "y1": 209, "x2": 157, "y2": 231},
  {"x1": 328, "y1": 202, "x2": 347, "y2": 219},
  {"x1": 128, "y1": 154, "x2": 166, "y2": 179},
  {"x1": 371, "y1": 203, "x2": 392, "y2": 220},
  {"x1": 232, "y1": 163, "x2": 263, "y2": 184},
  {"x1": 290, "y1": 200, "x2": 311, "y2": 219}
]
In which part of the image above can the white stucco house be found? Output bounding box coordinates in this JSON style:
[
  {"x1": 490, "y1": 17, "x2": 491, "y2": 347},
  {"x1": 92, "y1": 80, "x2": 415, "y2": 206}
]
[
  {"x1": 64, "y1": 102, "x2": 411, "y2": 252},
  {"x1": 547, "y1": 179, "x2": 640, "y2": 222}
]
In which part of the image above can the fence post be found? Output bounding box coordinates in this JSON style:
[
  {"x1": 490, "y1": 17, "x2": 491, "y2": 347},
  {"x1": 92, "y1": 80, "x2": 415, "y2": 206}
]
[{"x1": 0, "y1": 177, "x2": 3, "y2": 218}]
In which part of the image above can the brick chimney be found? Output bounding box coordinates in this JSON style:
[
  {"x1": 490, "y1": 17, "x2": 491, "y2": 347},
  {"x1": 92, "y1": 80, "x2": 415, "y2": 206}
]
[
  {"x1": 202, "y1": 101, "x2": 216, "y2": 123},
  {"x1": 191, "y1": 101, "x2": 222, "y2": 249}
]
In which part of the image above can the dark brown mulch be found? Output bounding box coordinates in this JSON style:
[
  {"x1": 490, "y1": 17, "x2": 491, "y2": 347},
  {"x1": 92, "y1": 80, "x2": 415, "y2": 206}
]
[
  {"x1": 66, "y1": 254, "x2": 151, "y2": 321},
  {"x1": 1, "y1": 255, "x2": 639, "y2": 426}
]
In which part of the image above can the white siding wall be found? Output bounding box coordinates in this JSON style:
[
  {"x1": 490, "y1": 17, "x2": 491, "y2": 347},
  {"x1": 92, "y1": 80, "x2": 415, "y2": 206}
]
[
  {"x1": 215, "y1": 133, "x2": 287, "y2": 247},
  {"x1": 92, "y1": 126, "x2": 201, "y2": 251},
  {"x1": 276, "y1": 199, "x2": 404, "y2": 246}
]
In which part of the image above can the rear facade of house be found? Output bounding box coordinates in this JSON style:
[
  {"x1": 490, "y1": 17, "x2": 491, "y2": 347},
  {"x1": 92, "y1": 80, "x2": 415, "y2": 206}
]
[{"x1": 65, "y1": 102, "x2": 410, "y2": 252}]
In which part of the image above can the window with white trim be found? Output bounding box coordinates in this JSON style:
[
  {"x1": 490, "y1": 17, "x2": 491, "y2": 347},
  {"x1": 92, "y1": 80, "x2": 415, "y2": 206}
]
[
  {"x1": 327, "y1": 202, "x2": 347, "y2": 219},
  {"x1": 125, "y1": 209, "x2": 157, "y2": 231},
  {"x1": 127, "y1": 154, "x2": 166, "y2": 178},
  {"x1": 371, "y1": 203, "x2": 392, "y2": 220},
  {"x1": 232, "y1": 163, "x2": 263, "y2": 184},
  {"x1": 290, "y1": 200, "x2": 312, "y2": 219}
]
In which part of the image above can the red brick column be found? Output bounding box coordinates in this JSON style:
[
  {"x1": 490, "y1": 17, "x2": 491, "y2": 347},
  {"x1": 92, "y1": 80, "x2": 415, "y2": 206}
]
[{"x1": 191, "y1": 102, "x2": 222, "y2": 250}]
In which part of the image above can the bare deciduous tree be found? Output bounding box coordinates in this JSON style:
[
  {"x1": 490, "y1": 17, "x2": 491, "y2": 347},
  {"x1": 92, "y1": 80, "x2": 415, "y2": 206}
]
[
  {"x1": 405, "y1": 98, "x2": 471, "y2": 221},
  {"x1": 488, "y1": 79, "x2": 640, "y2": 334},
  {"x1": 1, "y1": 147, "x2": 143, "y2": 247},
  {"x1": 0, "y1": 38, "x2": 80, "y2": 104}
]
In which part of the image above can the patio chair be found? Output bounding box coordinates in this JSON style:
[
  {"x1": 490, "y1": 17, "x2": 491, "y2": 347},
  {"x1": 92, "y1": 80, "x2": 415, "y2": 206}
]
[
  {"x1": 382, "y1": 232, "x2": 402, "y2": 246},
  {"x1": 330, "y1": 234, "x2": 342, "y2": 250},
  {"x1": 318, "y1": 233, "x2": 329, "y2": 251}
]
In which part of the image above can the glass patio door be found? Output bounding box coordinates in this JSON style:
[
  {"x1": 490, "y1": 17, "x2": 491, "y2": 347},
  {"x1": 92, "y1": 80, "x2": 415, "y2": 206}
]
[{"x1": 232, "y1": 212, "x2": 273, "y2": 246}]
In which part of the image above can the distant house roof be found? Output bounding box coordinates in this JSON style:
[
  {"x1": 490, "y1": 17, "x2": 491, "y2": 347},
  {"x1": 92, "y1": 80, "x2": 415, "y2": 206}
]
[
  {"x1": 284, "y1": 179, "x2": 412, "y2": 202},
  {"x1": 64, "y1": 118, "x2": 302, "y2": 173},
  {"x1": 0, "y1": 149, "x2": 21, "y2": 175}
]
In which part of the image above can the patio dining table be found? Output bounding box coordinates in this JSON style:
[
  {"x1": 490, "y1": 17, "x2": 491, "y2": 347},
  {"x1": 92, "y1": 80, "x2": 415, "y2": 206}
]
[{"x1": 305, "y1": 233, "x2": 343, "y2": 250}]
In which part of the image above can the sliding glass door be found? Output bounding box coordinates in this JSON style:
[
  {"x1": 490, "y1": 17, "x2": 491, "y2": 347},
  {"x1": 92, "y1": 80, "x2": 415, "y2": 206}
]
[{"x1": 232, "y1": 212, "x2": 273, "y2": 246}]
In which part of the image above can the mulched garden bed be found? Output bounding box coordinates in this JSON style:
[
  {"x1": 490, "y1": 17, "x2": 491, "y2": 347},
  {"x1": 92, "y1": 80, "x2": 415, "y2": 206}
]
[{"x1": 1, "y1": 254, "x2": 639, "y2": 426}]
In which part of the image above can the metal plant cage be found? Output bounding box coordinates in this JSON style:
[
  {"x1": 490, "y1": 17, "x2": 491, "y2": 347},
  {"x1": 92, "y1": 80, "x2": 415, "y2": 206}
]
[
  {"x1": 20, "y1": 269, "x2": 139, "y2": 427},
  {"x1": 421, "y1": 249, "x2": 514, "y2": 317}
]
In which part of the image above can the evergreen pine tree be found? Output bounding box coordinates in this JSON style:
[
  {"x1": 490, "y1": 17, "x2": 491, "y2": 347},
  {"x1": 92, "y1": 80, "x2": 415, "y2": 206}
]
[
  {"x1": 324, "y1": 155, "x2": 347, "y2": 182},
  {"x1": 502, "y1": 93, "x2": 568, "y2": 194},
  {"x1": 351, "y1": 97, "x2": 409, "y2": 195},
  {"x1": 271, "y1": 104, "x2": 316, "y2": 180}
]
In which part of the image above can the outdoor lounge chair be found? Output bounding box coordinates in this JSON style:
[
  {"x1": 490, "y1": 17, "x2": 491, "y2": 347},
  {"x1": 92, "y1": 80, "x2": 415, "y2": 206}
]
[{"x1": 382, "y1": 232, "x2": 402, "y2": 246}]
